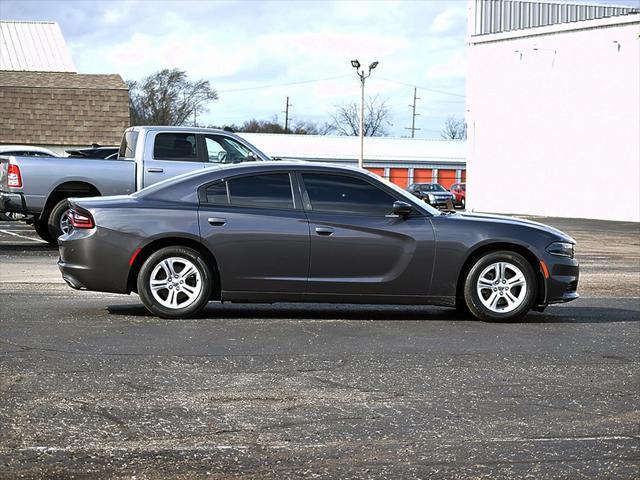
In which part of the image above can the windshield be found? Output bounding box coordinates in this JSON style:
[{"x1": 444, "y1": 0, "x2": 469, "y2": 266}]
[{"x1": 418, "y1": 184, "x2": 446, "y2": 192}]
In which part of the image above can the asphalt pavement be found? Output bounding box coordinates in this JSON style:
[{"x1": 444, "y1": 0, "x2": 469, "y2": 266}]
[{"x1": 0, "y1": 218, "x2": 638, "y2": 479}]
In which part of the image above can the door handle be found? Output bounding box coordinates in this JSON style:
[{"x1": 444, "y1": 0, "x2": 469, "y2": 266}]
[
  {"x1": 147, "y1": 168, "x2": 164, "y2": 173},
  {"x1": 208, "y1": 217, "x2": 227, "y2": 226},
  {"x1": 315, "y1": 226, "x2": 334, "y2": 236}
]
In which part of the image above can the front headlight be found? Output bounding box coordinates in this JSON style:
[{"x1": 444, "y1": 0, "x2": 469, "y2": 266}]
[
  {"x1": 427, "y1": 193, "x2": 435, "y2": 202},
  {"x1": 546, "y1": 241, "x2": 575, "y2": 258}
]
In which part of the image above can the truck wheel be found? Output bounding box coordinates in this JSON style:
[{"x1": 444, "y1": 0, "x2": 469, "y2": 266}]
[
  {"x1": 137, "y1": 246, "x2": 213, "y2": 318},
  {"x1": 33, "y1": 218, "x2": 54, "y2": 244},
  {"x1": 45, "y1": 199, "x2": 73, "y2": 244},
  {"x1": 463, "y1": 250, "x2": 536, "y2": 322}
]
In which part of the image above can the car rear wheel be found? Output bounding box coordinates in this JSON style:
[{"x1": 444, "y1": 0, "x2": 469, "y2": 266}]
[
  {"x1": 33, "y1": 218, "x2": 54, "y2": 244},
  {"x1": 137, "y1": 246, "x2": 213, "y2": 318},
  {"x1": 46, "y1": 199, "x2": 73, "y2": 244},
  {"x1": 463, "y1": 250, "x2": 536, "y2": 322}
]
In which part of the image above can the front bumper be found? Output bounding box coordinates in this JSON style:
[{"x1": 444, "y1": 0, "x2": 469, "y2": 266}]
[
  {"x1": 421, "y1": 197, "x2": 455, "y2": 209},
  {"x1": 543, "y1": 255, "x2": 580, "y2": 305}
]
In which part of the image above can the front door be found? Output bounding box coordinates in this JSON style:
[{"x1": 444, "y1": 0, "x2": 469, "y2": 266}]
[
  {"x1": 143, "y1": 132, "x2": 205, "y2": 187},
  {"x1": 198, "y1": 171, "x2": 309, "y2": 294},
  {"x1": 300, "y1": 172, "x2": 435, "y2": 297}
]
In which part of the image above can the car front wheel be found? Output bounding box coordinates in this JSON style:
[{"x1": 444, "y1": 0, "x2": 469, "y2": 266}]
[
  {"x1": 137, "y1": 246, "x2": 213, "y2": 318},
  {"x1": 463, "y1": 250, "x2": 536, "y2": 322}
]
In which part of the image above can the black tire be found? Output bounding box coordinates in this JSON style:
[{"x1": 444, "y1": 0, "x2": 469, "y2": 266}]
[
  {"x1": 463, "y1": 250, "x2": 536, "y2": 322},
  {"x1": 137, "y1": 246, "x2": 213, "y2": 318},
  {"x1": 461, "y1": 198, "x2": 465, "y2": 209},
  {"x1": 33, "y1": 218, "x2": 54, "y2": 244},
  {"x1": 46, "y1": 199, "x2": 72, "y2": 243}
]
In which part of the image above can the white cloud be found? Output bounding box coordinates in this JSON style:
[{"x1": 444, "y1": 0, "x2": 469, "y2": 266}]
[
  {"x1": 429, "y1": 6, "x2": 467, "y2": 35},
  {"x1": 9, "y1": 0, "x2": 468, "y2": 138}
]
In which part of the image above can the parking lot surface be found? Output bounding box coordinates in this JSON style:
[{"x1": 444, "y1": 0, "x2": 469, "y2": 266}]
[{"x1": 0, "y1": 217, "x2": 638, "y2": 479}]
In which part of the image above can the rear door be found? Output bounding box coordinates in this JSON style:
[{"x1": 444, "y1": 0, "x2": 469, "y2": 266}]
[
  {"x1": 198, "y1": 171, "x2": 309, "y2": 294},
  {"x1": 142, "y1": 132, "x2": 205, "y2": 187},
  {"x1": 300, "y1": 171, "x2": 435, "y2": 297}
]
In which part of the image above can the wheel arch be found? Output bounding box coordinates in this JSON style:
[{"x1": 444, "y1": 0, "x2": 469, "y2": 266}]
[
  {"x1": 455, "y1": 242, "x2": 546, "y2": 307},
  {"x1": 127, "y1": 237, "x2": 221, "y2": 300},
  {"x1": 42, "y1": 181, "x2": 102, "y2": 218}
]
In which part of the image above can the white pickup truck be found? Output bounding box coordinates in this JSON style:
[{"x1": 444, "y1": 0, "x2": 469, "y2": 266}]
[{"x1": 0, "y1": 126, "x2": 270, "y2": 244}]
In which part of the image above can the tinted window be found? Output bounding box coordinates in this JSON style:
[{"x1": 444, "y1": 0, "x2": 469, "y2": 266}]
[
  {"x1": 119, "y1": 131, "x2": 138, "y2": 158},
  {"x1": 204, "y1": 181, "x2": 229, "y2": 205},
  {"x1": 153, "y1": 133, "x2": 198, "y2": 161},
  {"x1": 205, "y1": 135, "x2": 254, "y2": 164},
  {"x1": 222, "y1": 173, "x2": 293, "y2": 209},
  {"x1": 302, "y1": 173, "x2": 397, "y2": 216}
]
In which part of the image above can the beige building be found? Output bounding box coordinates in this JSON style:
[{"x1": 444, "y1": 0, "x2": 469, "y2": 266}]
[{"x1": 0, "y1": 21, "x2": 129, "y2": 153}]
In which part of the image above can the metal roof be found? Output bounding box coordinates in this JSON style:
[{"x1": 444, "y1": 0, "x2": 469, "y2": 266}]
[
  {"x1": 0, "y1": 21, "x2": 76, "y2": 72},
  {"x1": 471, "y1": 0, "x2": 640, "y2": 36},
  {"x1": 239, "y1": 133, "x2": 466, "y2": 165}
]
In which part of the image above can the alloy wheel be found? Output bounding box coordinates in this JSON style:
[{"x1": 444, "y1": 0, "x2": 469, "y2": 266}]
[
  {"x1": 476, "y1": 261, "x2": 527, "y2": 313},
  {"x1": 59, "y1": 209, "x2": 73, "y2": 235},
  {"x1": 149, "y1": 257, "x2": 203, "y2": 310}
]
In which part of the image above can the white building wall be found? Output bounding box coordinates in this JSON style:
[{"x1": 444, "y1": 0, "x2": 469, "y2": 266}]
[{"x1": 466, "y1": 14, "x2": 640, "y2": 222}]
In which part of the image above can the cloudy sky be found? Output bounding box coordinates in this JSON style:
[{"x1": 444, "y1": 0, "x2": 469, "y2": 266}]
[{"x1": 1, "y1": 0, "x2": 634, "y2": 137}]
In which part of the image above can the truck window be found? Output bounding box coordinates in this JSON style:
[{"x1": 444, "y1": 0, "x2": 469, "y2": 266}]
[
  {"x1": 118, "y1": 131, "x2": 139, "y2": 159},
  {"x1": 204, "y1": 135, "x2": 254, "y2": 164},
  {"x1": 153, "y1": 133, "x2": 198, "y2": 161}
]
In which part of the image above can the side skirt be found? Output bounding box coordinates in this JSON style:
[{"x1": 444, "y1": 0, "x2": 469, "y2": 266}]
[{"x1": 221, "y1": 291, "x2": 456, "y2": 307}]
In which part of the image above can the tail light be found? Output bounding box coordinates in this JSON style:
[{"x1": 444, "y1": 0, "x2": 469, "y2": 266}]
[
  {"x1": 69, "y1": 209, "x2": 95, "y2": 229},
  {"x1": 7, "y1": 164, "x2": 22, "y2": 188}
]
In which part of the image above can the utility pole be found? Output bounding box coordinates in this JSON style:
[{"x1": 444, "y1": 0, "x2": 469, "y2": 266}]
[
  {"x1": 350, "y1": 59, "x2": 379, "y2": 169},
  {"x1": 405, "y1": 87, "x2": 421, "y2": 138},
  {"x1": 283, "y1": 96, "x2": 292, "y2": 133}
]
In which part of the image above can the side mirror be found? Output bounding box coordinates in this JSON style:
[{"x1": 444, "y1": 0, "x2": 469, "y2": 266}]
[{"x1": 390, "y1": 200, "x2": 413, "y2": 217}]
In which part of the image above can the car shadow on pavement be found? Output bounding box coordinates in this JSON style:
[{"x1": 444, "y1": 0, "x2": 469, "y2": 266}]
[{"x1": 106, "y1": 302, "x2": 639, "y2": 324}]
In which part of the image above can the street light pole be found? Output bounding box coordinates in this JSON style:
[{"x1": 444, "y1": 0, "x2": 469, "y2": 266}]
[{"x1": 351, "y1": 59, "x2": 378, "y2": 169}]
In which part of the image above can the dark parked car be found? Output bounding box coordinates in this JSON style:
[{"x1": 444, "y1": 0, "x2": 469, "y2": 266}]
[
  {"x1": 58, "y1": 162, "x2": 579, "y2": 322},
  {"x1": 407, "y1": 183, "x2": 455, "y2": 209},
  {"x1": 450, "y1": 182, "x2": 466, "y2": 208},
  {"x1": 65, "y1": 145, "x2": 119, "y2": 159}
]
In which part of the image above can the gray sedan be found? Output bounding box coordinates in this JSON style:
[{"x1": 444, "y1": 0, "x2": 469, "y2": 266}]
[{"x1": 58, "y1": 162, "x2": 579, "y2": 321}]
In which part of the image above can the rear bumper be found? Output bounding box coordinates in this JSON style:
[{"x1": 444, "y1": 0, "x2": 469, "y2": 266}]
[
  {"x1": 58, "y1": 226, "x2": 135, "y2": 294},
  {"x1": 0, "y1": 190, "x2": 28, "y2": 214}
]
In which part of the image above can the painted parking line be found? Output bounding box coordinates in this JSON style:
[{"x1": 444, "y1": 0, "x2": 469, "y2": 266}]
[{"x1": 0, "y1": 229, "x2": 48, "y2": 243}]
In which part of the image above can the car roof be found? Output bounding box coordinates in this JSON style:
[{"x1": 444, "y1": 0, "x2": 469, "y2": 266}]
[
  {"x1": 0, "y1": 145, "x2": 56, "y2": 154},
  {"x1": 135, "y1": 161, "x2": 378, "y2": 199}
]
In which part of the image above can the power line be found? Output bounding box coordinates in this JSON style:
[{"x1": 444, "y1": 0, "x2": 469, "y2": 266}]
[
  {"x1": 376, "y1": 76, "x2": 465, "y2": 98},
  {"x1": 218, "y1": 75, "x2": 351, "y2": 93}
]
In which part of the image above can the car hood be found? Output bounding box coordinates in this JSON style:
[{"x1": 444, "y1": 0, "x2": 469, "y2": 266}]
[
  {"x1": 419, "y1": 191, "x2": 453, "y2": 196},
  {"x1": 455, "y1": 212, "x2": 576, "y2": 243}
]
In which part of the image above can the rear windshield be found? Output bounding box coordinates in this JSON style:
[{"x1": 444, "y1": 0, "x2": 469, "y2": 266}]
[{"x1": 119, "y1": 131, "x2": 139, "y2": 158}]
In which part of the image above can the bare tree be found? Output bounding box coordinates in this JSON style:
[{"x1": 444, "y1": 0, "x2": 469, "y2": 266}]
[
  {"x1": 441, "y1": 116, "x2": 467, "y2": 140},
  {"x1": 331, "y1": 95, "x2": 390, "y2": 137},
  {"x1": 128, "y1": 69, "x2": 218, "y2": 126},
  {"x1": 211, "y1": 118, "x2": 333, "y2": 135},
  {"x1": 291, "y1": 120, "x2": 334, "y2": 135}
]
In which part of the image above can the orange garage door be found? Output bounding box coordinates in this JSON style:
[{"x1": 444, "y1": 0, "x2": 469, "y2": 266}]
[
  {"x1": 413, "y1": 169, "x2": 433, "y2": 184},
  {"x1": 389, "y1": 168, "x2": 408, "y2": 188},
  {"x1": 438, "y1": 169, "x2": 456, "y2": 189},
  {"x1": 366, "y1": 167, "x2": 385, "y2": 178}
]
